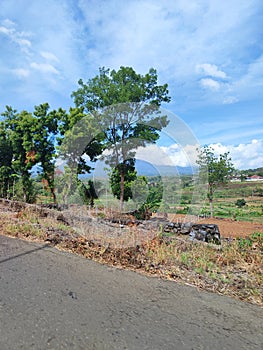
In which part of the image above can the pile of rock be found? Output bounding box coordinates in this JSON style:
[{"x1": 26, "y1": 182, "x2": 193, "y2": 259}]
[
  {"x1": 163, "y1": 222, "x2": 221, "y2": 244},
  {"x1": 106, "y1": 213, "x2": 221, "y2": 245}
]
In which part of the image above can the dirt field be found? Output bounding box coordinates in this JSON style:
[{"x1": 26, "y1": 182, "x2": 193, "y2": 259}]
[{"x1": 167, "y1": 214, "x2": 263, "y2": 238}]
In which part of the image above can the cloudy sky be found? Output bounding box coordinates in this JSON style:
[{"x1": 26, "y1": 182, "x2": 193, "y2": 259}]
[{"x1": 0, "y1": 0, "x2": 262, "y2": 169}]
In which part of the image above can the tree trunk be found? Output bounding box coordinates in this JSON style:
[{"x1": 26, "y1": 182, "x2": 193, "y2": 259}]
[
  {"x1": 46, "y1": 176, "x2": 57, "y2": 205},
  {"x1": 208, "y1": 186, "x2": 214, "y2": 217},
  {"x1": 119, "y1": 168, "x2": 125, "y2": 212},
  {"x1": 51, "y1": 187, "x2": 57, "y2": 205},
  {"x1": 209, "y1": 198, "x2": 214, "y2": 218}
]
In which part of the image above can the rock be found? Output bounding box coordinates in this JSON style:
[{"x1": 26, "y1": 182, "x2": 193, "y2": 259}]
[
  {"x1": 163, "y1": 221, "x2": 221, "y2": 244},
  {"x1": 180, "y1": 223, "x2": 193, "y2": 235},
  {"x1": 190, "y1": 224, "x2": 220, "y2": 244}
]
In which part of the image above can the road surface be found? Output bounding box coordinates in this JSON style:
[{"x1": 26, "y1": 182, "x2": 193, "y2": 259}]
[{"x1": 0, "y1": 234, "x2": 262, "y2": 349}]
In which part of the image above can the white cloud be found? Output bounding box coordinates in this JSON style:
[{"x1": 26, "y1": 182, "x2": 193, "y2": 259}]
[
  {"x1": 2, "y1": 19, "x2": 15, "y2": 27},
  {"x1": 0, "y1": 20, "x2": 32, "y2": 52},
  {"x1": 209, "y1": 139, "x2": 263, "y2": 169},
  {"x1": 196, "y1": 63, "x2": 227, "y2": 78},
  {"x1": 160, "y1": 143, "x2": 200, "y2": 167},
  {"x1": 222, "y1": 96, "x2": 239, "y2": 104},
  {"x1": 200, "y1": 78, "x2": 221, "y2": 91},
  {"x1": 0, "y1": 0, "x2": 262, "y2": 158},
  {"x1": 135, "y1": 143, "x2": 200, "y2": 168},
  {"x1": 16, "y1": 38, "x2": 31, "y2": 48},
  {"x1": 30, "y1": 62, "x2": 59, "y2": 75},
  {"x1": 135, "y1": 144, "x2": 173, "y2": 166},
  {"x1": 40, "y1": 51, "x2": 60, "y2": 63},
  {"x1": 0, "y1": 26, "x2": 10, "y2": 34},
  {"x1": 136, "y1": 140, "x2": 263, "y2": 170},
  {"x1": 233, "y1": 55, "x2": 263, "y2": 99},
  {"x1": 12, "y1": 68, "x2": 30, "y2": 78}
]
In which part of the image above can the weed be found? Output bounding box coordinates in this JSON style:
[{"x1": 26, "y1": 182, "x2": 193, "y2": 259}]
[
  {"x1": 238, "y1": 237, "x2": 253, "y2": 249},
  {"x1": 180, "y1": 252, "x2": 190, "y2": 266},
  {"x1": 195, "y1": 266, "x2": 204, "y2": 274},
  {"x1": 5, "y1": 222, "x2": 42, "y2": 238}
]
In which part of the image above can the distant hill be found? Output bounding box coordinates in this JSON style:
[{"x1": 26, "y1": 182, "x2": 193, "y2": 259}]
[
  {"x1": 64, "y1": 159, "x2": 197, "y2": 179},
  {"x1": 240, "y1": 167, "x2": 263, "y2": 177},
  {"x1": 135, "y1": 159, "x2": 195, "y2": 176}
]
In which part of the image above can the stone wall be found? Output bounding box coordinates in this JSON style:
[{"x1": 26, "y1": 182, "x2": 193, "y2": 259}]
[{"x1": 163, "y1": 222, "x2": 221, "y2": 244}]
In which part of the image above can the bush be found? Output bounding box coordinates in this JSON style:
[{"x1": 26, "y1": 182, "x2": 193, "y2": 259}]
[{"x1": 235, "y1": 198, "x2": 246, "y2": 208}]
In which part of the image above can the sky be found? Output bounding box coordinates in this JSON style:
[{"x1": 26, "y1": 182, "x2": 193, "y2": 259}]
[{"x1": 0, "y1": 0, "x2": 262, "y2": 170}]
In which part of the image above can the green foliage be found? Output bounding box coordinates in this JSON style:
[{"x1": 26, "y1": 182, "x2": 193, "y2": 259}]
[
  {"x1": 130, "y1": 176, "x2": 149, "y2": 205},
  {"x1": 78, "y1": 180, "x2": 98, "y2": 207},
  {"x1": 54, "y1": 165, "x2": 79, "y2": 204},
  {"x1": 197, "y1": 146, "x2": 235, "y2": 216},
  {"x1": 71, "y1": 67, "x2": 171, "y2": 209},
  {"x1": 110, "y1": 159, "x2": 137, "y2": 202},
  {"x1": 0, "y1": 66, "x2": 170, "y2": 208},
  {"x1": 0, "y1": 124, "x2": 13, "y2": 196},
  {"x1": 237, "y1": 233, "x2": 263, "y2": 250},
  {"x1": 1, "y1": 104, "x2": 64, "y2": 203},
  {"x1": 240, "y1": 167, "x2": 263, "y2": 178},
  {"x1": 255, "y1": 187, "x2": 263, "y2": 197},
  {"x1": 12, "y1": 177, "x2": 37, "y2": 203},
  {"x1": 133, "y1": 181, "x2": 163, "y2": 219},
  {"x1": 235, "y1": 198, "x2": 246, "y2": 208},
  {"x1": 71, "y1": 67, "x2": 171, "y2": 112}
]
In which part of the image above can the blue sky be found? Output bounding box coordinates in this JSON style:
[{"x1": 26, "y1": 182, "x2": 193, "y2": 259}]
[{"x1": 0, "y1": 0, "x2": 262, "y2": 169}]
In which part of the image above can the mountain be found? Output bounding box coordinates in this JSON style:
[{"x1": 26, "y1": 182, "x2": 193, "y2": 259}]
[
  {"x1": 72, "y1": 159, "x2": 196, "y2": 179},
  {"x1": 135, "y1": 159, "x2": 196, "y2": 176}
]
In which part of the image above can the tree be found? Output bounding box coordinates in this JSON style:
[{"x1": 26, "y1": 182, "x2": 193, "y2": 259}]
[
  {"x1": 109, "y1": 158, "x2": 137, "y2": 201},
  {"x1": 71, "y1": 67, "x2": 171, "y2": 210},
  {"x1": 78, "y1": 180, "x2": 98, "y2": 207},
  {"x1": 33, "y1": 103, "x2": 65, "y2": 203},
  {"x1": 2, "y1": 107, "x2": 38, "y2": 202},
  {"x1": 71, "y1": 67, "x2": 171, "y2": 112},
  {"x1": 0, "y1": 124, "x2": 13, "y2": 198},
  {"x1": 130, "y1": 177, "x2": 163, "y2": 219},
  {"x1": 1, "y1": 104, "x2": 64, "y2": 203},
  {"x1": 197, "y1": 146, "x2": 234, "y2": 217},
  {"x1": 57, "y1": 107, "x2": 104, "y2": 200}
]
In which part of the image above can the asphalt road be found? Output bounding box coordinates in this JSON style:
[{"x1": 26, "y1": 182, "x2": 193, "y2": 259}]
[{"x1": 0, "y1": 234, "x2": 262, "y2": 350}]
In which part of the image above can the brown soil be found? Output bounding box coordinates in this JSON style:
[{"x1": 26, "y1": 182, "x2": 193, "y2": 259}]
[
  {"x1": 167, "y1": 214, "x2": 263, "y2": 238},
  {"x1": 198, "y1": 218, "x2": 263, "y2": 238}
]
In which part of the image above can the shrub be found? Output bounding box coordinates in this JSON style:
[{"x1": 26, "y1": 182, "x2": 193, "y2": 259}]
[{"x1": 235, "y1": 198, "x2": 246, "y2": 208}]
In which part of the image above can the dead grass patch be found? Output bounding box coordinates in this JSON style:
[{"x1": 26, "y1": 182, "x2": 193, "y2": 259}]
[{"x1": 0, "y1": 203, "x2": 262, "y2": 307}]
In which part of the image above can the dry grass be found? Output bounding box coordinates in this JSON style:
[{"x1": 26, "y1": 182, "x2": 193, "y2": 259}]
[{"x1": 0, "y1": 203, "x2": 262, "y2": 307}]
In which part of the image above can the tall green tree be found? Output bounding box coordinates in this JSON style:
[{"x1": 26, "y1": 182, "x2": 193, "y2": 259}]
[
  {"x1": 109, "y1": 158, "x2": 137, "y2": 202},
  {"x1": 71, "y1": 67, "x2": 171, "y2": 112},
  {"x1": 78, "y1": 180, "x2": 98, "y2": 207},
  {"x1": 0, "y1": 124, "x2": 13, "y2": 198},
  {"x1": 197, "y1": 146, "x2": 235, "y2": 217},
  {"x1": 71, "y1": 66, "x2": 171, "y2": 210},
  {"x1": 33, "y1": 103, "x2": 66, "y2": 203},
  {"x1": 1, "y1": 104, "x2": 64, "y2": 203},
  {"x1": 58, "y1": 107, "x2": 104, "y2": 199},
  {"x1": 2, "y1": 107, "x2": 37, "y2": 202}
]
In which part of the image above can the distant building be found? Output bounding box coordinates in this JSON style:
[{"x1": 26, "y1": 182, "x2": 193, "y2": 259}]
[
  {"x1": 246, "y1": 175, "x2": 263, "y2": 182},
  {"x1": 230, "y1": 176, "x2": 241, "y2": 182}
]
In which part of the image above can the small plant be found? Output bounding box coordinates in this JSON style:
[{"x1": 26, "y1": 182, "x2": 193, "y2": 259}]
[
  {"x1": 251, "y1": 232, "x2": 263, "y2": 241},
  {"x1": 235, "y1": 198, "x2": 246, "y2": 208},
  {"x1": 237, "y1": 237, "x2": 253, "y2": 249},
  {"x1": 180, "y1": 252, "x2": 190, "y2": 266},
  {"x1": 195, "y1": 266, "x2": 204, "y2": 274},
  {"x1": 5, "y1": 222, "x2": 42, "y2": 238},
  {"x1": 97, "y1": 212, "x2": 106, "y2": 219}
]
